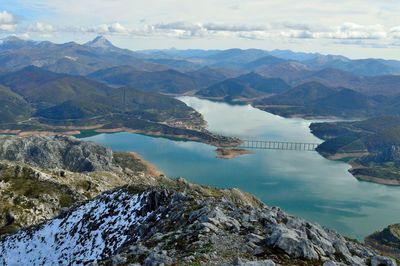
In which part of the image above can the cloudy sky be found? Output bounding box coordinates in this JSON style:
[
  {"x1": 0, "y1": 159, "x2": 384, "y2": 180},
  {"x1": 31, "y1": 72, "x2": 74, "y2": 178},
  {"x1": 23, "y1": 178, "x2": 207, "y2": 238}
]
[{"x1": 1, "y1": 0, "x2": 400, "y2": 59}]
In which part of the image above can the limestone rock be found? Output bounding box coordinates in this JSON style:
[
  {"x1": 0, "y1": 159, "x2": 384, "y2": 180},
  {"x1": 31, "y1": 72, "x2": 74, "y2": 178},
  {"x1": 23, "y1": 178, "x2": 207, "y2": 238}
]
[
  {"x1": 266, "y1": 223, "x2": 319, "y2": 260},
  {"x1": 234, "y1": 257, "x2": 276, "y2": 266},
  {"x1": 0, "y1": 135, "x2": 115, "y2": 172},
  {"x1": 371, "y1": 255, "x2": 397, "y2": 266}
]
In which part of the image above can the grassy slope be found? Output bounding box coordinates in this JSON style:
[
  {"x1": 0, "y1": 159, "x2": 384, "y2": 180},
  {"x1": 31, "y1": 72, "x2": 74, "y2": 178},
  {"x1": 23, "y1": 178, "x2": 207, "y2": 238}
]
[
  {"x1": 256, "y1": 81, "x2": 400, "y2": 119},
  {"x1": 311, "y1": 116, "x2": 400, "y2": 182},
  {"x1": 88, "y1": 66, "x2": 199, "y2": 93},
  {"x1": 0, "y1": 67, "x2": 199, "y2": 125},
  {"x1": 196, "y1": 72, "x2": 290, "y2": 99},
  {"x1": 0, "y1": 85, "x2": 32, "y2": 123},
  {"x1": 365, "y1": 224, "x2": 400, "y2": 259}
]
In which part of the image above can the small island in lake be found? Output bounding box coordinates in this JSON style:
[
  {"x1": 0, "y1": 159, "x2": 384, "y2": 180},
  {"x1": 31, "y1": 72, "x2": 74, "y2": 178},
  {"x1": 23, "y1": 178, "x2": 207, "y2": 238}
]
[{"x1": 215, "y1": 147, "x2": 253, "y2": 159}]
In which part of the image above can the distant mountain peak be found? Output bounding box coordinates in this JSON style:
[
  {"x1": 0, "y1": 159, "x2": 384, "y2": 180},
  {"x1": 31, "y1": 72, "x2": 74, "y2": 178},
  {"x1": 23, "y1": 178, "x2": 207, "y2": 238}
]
[
  {"x1": 0, "y1": 36, "x2": 42, "y2": 49},
  {"x1": 84, "y1": 36, "x2": 115, "y2": 49},
  {"x1": 0, "y1": 36, "x2": 27, "y2": 46},
  {"x1": 2, "y1": 36, "x2": 24, "y2": 42}
]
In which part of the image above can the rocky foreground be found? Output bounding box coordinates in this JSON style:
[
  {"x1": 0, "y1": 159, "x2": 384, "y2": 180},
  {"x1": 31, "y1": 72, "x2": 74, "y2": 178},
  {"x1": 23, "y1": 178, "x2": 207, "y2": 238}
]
[{"x1": 0, "y1": 135, "x2": 398, "y2": 265}]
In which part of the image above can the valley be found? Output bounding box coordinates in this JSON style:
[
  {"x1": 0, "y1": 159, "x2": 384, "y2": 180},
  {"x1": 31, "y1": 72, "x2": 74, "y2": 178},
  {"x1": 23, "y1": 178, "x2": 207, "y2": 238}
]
[
  {"x1": 81, "y1": 97, "x2": 400, "y2": 242},
  {"x1": 0, "y1": 35, "x2": 400, "y2": 264}
]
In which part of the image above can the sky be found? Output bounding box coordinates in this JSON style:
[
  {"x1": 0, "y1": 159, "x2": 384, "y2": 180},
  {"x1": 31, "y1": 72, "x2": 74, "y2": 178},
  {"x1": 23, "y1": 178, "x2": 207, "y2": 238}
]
[{"x1": 0, "y1": 0, "x2": 400, "y2": 59}]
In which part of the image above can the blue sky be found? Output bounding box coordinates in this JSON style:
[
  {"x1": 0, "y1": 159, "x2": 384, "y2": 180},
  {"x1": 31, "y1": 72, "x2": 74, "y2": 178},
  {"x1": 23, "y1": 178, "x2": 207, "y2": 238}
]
[{"x1": 1, "y1": 0, "x2": 400, "y2": 59}]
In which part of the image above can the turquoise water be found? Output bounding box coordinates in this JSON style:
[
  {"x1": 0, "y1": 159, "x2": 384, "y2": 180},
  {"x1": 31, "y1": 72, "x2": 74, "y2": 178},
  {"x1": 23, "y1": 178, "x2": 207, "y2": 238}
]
[{"x1": 83, "y1": 97, "x2": 400, "y2": 240}]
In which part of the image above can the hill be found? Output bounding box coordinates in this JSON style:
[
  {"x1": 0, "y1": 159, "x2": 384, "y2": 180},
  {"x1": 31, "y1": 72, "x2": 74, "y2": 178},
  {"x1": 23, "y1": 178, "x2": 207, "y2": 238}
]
[
  {"x1": 255, "y1": 81, "x2": 400, "y2": 119},
  {"x1": 0, "y1": 67, "x2": 236, "y2": 145},
  {"x1": 254, "y1": 61, "x2": 312, "y2": 84},
  {"x1": 196, "y1": 72, "x2": 290, "y2": 100},
  {"x1": 366, "y1": 224, "x2": 400, "y2": 260},
  {"x1": 304, "y1": 57, "x2": 400, "y2": 76},
  {"x1": 0, "y1": 66, "x2": 113, "y2": 108},
  {"x1": 88, "y1": 66, "x2": 200, "y2": 93},
  {"x1": 0, "y1": 85, "x2": 32, "y2": 123},
  {"x1": 299, "y1": 68, "x2": 400, "y2": 95},
  {"x1": 259, "y1": 82, "x2": 335, "y2": 106},
  {"x1": 243, "y1": 55, "x2": 286, "y2": 69},
  {"x1": 206, "y1": 48, "x2": 270, "y2": 68},
  {"x1": 310, "y1": 116, "x2": 400, "y2": 185},
  {"x1": 185, "y1": 67, "x2": 235, "y2": 88}
]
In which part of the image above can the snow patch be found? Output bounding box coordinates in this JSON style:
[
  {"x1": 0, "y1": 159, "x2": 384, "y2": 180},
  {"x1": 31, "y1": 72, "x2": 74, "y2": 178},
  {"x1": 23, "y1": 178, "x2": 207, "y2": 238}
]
[
  {"x1": 64, "y1": 56, "x2": 78, "y2": 61},
  {"x1": 0, "y1": 190, "x2": 152, "y2": 265}
]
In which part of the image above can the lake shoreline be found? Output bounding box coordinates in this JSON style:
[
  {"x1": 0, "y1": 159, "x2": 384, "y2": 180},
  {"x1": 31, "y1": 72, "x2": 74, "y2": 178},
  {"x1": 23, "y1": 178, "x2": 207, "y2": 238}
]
[
  {"x1": 0, "y1": 125, "x2": 241, "y2": 148},
  {"x1": 41, "y1": 96, "x2": 398, "y2": 241}
]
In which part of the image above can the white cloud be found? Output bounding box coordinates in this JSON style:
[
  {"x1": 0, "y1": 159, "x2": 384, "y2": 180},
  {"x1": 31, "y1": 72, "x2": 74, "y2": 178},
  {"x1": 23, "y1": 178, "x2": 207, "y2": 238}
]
[
  {"x1": 27, "y1": 22, "x2": 55, "y2": 32},
  {"x1": 281, "y1": 30, "x2": 316, "y2": 39},
  {"x1": 85, "y1": 23, "x2": 130, "y2": 34},
  {"x1": 279, "y1": 23, "x2": 388, "y2": 40},
  {"x1": 390, "y1": 26, "x2": 400, "y2": 39},
  {"x1": 203, "y1": 23, "x2": 268, "y2": 32},
  {"x1": 4, "y1": 15, "x2": 396, "y2": 45},
  {"x1": 154, "y1": 21, "x2": 201, "y2": 32},
  {"x1": 0, "y1": 11, "x2": 14, "y2": 24},
  {"x1": 5, "y1": 0, "x2": 400, "y2": 59},
  {"x1": 326, "y1": 23, "x2": 387, "y2": 40},
  {"x1": 0, "y1": 11, "x2": 17, "y2": 31}
]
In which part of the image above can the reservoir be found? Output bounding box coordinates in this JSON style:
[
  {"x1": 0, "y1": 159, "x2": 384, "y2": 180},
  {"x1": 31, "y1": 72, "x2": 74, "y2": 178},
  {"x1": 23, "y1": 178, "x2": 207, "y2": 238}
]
[{"x1": 83, "y1": 96, "x2": 400, "y2": 240}]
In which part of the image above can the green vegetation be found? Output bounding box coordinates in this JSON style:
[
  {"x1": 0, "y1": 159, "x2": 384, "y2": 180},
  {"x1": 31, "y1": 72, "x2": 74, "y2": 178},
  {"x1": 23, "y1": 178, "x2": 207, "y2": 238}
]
[
  {"x1": 255, "y1": 82, "x2": 397, "y2": 118},
  {"x1": 0, "y1": 66, "x2": 196, "y2": 123},
  {"x1": 88, "y1": 66, "x2": 199, "y2": 93},
  {"x1": 0, "y1": 163, "x2": 81, "y2": 235},
  {"x1": 311, "y1": 116, "x2": 400, "y2": 184},
  {"x1": 0, "y1": 85, "x2": 32, "y2": 123},
  {"x1": 196, "y1": 72, "x2": 290, "y2": 100},
  {"x1": 365, "y1": 224, "x2": 400, "y2": 260},
  {"x1": 0, "y1": 66, "x2": 220, "y2": 144}
]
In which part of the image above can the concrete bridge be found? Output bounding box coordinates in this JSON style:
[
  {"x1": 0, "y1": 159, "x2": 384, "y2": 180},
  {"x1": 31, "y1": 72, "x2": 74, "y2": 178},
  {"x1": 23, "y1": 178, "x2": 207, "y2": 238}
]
[{"x1": 237, "y1": 140, "x2": 320, "y2": 151}]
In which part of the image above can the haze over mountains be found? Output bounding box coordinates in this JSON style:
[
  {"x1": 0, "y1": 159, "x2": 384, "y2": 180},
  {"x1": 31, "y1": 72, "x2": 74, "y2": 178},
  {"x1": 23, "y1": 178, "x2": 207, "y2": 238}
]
[
  {"x1": 1, "y1": 35, "x2": 400, "y2": 264},
  {"x1": 1, "y1": 35, "x2": 400, "y2": 121},
  {"x1": 2, "y1": 35, "x2": 400, "y2": 78}
]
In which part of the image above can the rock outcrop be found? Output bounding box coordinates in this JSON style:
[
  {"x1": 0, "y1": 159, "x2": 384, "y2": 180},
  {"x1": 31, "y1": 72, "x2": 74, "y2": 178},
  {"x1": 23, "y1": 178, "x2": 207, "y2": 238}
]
[
  {"x1": 0, "y1": 135, "x2": 397, "y2": 265},
  {"x1": 0, "y1": 135, "x2": 115, "y2": 172},
  {"x1": 0, "y1": 135, "x2": 169, "y2": 235},
  {"x1": 0, "y1": 181, "x2": 397, "y2": 265},
  {"x1": 365, "y1": 224, "x2": 400, "y2": 260}
]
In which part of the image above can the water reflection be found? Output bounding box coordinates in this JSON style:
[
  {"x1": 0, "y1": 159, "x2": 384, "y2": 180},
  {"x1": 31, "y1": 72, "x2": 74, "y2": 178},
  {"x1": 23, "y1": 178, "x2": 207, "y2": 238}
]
[{"x1": 84, "y1": 97, "x2": 400, "y2": 240}]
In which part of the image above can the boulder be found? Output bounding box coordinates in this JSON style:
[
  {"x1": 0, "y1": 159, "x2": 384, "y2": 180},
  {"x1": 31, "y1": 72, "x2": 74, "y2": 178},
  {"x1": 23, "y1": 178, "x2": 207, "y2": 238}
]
[
  {"x1": 266, "y1": 224, "x2": 319, "y2": 260},
  {"x1": 234, "y1": 257, "x2": 276, "y2": 266},
  {"x1": 371, "y1": 255, "x2": 397, "y2": 266}
]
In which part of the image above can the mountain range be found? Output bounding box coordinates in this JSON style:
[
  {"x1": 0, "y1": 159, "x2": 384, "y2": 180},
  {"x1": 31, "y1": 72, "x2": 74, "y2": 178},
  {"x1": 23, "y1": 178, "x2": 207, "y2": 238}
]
[
  {"x1": 1, "y1": 35, "x2": 400, "y2": 265},
  {"x1": 1, "y1": 35, "x2": 400, "y2": 122},
  {"x1": 0, "y1": 66, "x2": 226, "y2": 142},
  {"x1": 2, "y1": 35, "x2": 400, "y2": 79},
  {"x1": 196, "y1": 72, "x2": 290, "y2": 100}
]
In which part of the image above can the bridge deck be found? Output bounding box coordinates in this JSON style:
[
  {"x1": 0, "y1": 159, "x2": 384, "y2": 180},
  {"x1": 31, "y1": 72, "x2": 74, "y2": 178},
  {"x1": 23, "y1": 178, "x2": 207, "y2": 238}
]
[{"x1": 237, "y1": 140, "x2": 319, "y2": 151}]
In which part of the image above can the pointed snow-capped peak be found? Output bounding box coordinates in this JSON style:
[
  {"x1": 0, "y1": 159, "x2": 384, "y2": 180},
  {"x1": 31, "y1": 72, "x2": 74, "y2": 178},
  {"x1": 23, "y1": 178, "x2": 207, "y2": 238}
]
[{"x1": 84, "y1": 35, "x2": 115, "y2": 49}]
